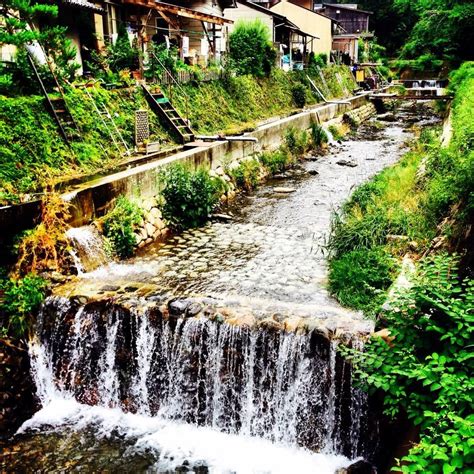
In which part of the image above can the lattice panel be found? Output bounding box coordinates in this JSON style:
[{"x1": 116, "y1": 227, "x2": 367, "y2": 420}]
[{"x1": 135, "y1": 109, "x2": 149, "y2": 146}]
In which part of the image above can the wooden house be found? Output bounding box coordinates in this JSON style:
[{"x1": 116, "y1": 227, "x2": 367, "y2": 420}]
[
  {"x1": 223, "y1": 0, "x2": 317, "y2": 70},
  {"x1": 269, "y1": 0, "x2": 333, "y2": 59},
  {"x1": 313, "y1": 3, "x2": 372, "y2": 63}
]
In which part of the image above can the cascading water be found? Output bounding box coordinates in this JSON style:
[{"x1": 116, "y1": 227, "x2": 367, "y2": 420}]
[
  {"x1": 24, "y1": 295, "x2": 374, "y2": 471},
  {"x1": 66, "y1": 225, "x2": 109, "y2": 274}
]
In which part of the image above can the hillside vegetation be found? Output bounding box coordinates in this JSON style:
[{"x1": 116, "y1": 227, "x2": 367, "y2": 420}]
[{"x1": 0, "y1": 65, "x2": 355, "y2": 205}]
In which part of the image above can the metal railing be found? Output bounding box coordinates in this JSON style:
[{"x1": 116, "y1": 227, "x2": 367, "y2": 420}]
[{"x1": 151, "y1": 53, "x2": 190, "y2": 123}]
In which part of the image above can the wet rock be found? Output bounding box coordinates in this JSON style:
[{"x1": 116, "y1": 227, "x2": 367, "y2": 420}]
[
  {"x1": 336, "y1": 460, "x2": 376, "y2": 473},
  {"x1": 274, "y1": 187, "x2": 296, "y2": 194},
  {"x1": 377, "y1": 112, "x2": 397, "y2": 122},
  {"x1": 168, "y1": 298, "x2": 191, "y2": 317},
  {"x1": 259, "y1": 318, "x2": 283, "y2": 332},
  {"x1": 336, "y1": 160, "x2": 358, "y2": 167},
  {"x1": 212, "y1": 213, "x2": 233, "y2": 222},
  {"x1": 186, "y1": 302, "x2": 203, "y2": 317},
  {"x1": 100, "y1": 285, "x2": 120, "y2": 292}
]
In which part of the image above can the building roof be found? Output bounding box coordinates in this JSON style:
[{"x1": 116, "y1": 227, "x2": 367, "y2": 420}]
[
  {"x1": 320, "y1": 3, "x2": 373, "y2": 15},
  {"x1": 120, "y1": 0, "x2": 233, "y2": 25},
  {"x1": 62, "y1": 0, "x2": 105, "y2": 13}
]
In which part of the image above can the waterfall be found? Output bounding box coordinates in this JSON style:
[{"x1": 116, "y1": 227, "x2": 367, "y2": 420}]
[
  {"x1": 66, "y1": 226, "x2": 109, "y2": 274},
  {"x1": 28, "y1": 295, "x2": 373, "y2": 464}
]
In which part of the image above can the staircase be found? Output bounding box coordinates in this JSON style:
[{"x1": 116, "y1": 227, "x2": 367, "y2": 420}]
[
  {"x1": 27, "y1": 54, "x2": 80, "y2": 144},
  {"x1": 142, "y1": 84, "x2": 194, "y2": 144}
]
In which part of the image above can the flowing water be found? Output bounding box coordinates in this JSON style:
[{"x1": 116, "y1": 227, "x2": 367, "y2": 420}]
[{"x1": 3, "y1": 106, "x2": 436, "y2": 473}]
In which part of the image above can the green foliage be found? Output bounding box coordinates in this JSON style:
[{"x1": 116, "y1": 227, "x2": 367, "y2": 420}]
[
  {"x1": 328, "y1": 124, "x2": 344, "y2": 141},
  {"x1": 310, "y1": 122, "x2": 328, "y2": 148},
  {"x1": 328, "y1": 247, "x2": 396, "y2": 317},
  {"x1": 308, "y1": 52, "x2": 328, "y2": 74},
  {"x1": 103, "y1": 196, "x2": 143, "y2": 259},
  {"x1": 228, "y1": 20, "x2": 277, "y2": 77},
  {"x1": 144, "y1": 43, "x2": 185, "y2": 80},
  {"x1": 0, "y1": 0, "x2": 58, "y2": 47},
  {"x1": 0, "y1": 86, "x2": 172, "y2": 204},
  {"x1": 107, "y1": 25, "x2": 139, "y2": 73},
  {"x1": 229, "y1": 158, "x2": 261, "y2": 192},
  {"x1": 291, "y1": 83, "x2": 307, "y2": 108},
  {"x1": 159, "y1": 164, "x2": 224, "y2": 230},
  {"x1": 259, "y1": 148, "x2": 292, "y2": 175},
  {"x1": 170, "y1": 65, "x2": 355, "y2": 135},
  {"x1": 345, "y1": 254, "x2": 473, "y2": 471},
  {"x1": 395, "y1": 0, "x2": 474, "y2": 67},
  {"x1": 284, "y1": 127, "x2": 308, "y2": 157},
  {"x1": 0, "y1": 274, "x2": 47, "y2": 337}
]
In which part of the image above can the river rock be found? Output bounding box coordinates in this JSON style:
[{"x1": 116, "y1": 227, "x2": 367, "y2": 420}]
[
  {"x1": 308, "y1": 170, "x2": 319, "y2": 176},
  {"x1": 274, "y1": 187, "x2": 296, "y2": 194},
  {"x1": 186, "y1": 302, "x2": 203, "y2": 317},
  {"x1": 168, "y1": 298, "x2": 191, "y2": 316},
  {"x1": 336, "y1": 460, "x2": 376, "y2": 473},
  {"x1": 336, "y1": 160, "x2": 358, "y2": 167}
]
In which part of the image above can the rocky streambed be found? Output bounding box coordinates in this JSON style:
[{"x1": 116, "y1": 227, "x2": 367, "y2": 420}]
[{"x1": 2, "y1": 105, "x2": 434, "y2": 473}]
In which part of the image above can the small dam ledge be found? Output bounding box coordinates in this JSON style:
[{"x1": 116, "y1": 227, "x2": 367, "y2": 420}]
[{"x1": 50, "y1": 287, "x2": 373, "y2": 342}]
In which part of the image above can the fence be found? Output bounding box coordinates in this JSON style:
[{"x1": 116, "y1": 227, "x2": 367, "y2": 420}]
[{"x1": 157, "y1": 69, "x2": 224, "y2": 85}]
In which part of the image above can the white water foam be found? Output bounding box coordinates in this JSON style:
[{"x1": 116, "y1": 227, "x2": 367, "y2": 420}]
[{"x1": 19, "y1": 399, "x2": 354, "y2": 474}]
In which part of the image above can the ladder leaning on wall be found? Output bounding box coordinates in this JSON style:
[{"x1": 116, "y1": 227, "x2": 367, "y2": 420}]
[{"x1": 81, "y1": 85, "x2": 131, "y2": 156}]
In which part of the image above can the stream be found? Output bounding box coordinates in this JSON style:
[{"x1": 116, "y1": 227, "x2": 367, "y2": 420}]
[{"x1": 2, "y1": 105, "x2": 436, "y2": 473}]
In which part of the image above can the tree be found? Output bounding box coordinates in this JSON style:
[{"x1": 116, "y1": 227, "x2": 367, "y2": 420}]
[
  {"x1": 0, "y1": 0, "x2": 58, "y2": 47},
  {"x1": 228, "y1": 20, "x2": 277, "y2": 77}
]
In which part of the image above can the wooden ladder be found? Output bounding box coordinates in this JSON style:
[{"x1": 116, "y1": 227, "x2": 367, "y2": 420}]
[
  {"x1": 27, "y1": 53, "x2": 80, "y2": 145},
  {"x1": 142, "y1": 84, "x2": 194, "y2": 144}
]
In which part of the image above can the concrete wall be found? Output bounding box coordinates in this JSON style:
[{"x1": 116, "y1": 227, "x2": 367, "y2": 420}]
[
  {"x1": 270, "y1": 1, "x2": 332, "y2": 57},
  {"x1": 0, "y1": 93, "x2": 369, "y2": 245}
]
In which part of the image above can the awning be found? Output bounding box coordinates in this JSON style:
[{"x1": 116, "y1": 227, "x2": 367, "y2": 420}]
[
  {"x1": 120, "y1": 0, "x2": 233, "y2": 25},
  {"x1": 62, "y1": 0, "x2": 105, "y2": 14}
]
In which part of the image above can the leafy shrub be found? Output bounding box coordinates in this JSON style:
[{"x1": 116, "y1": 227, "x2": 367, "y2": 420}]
[
  {"x1": 308, "y1": 52, "x2": 328, "y2": 74},
  {"x1": 310, "y1": 122, "x2": 328, "y2": 148},
  {"x1": 328, "y1": 247, "x2": 396, "y2": 317},
  {"x1": 228, "y1": 20, "x2": 277, "y2": 77},
  {"x1": 107, "y1": 24, "x2": 139, "y2": 73},
  {"x1": 160, "y1": 164, "x2": 224, "y2": 229},
  {"x1": 291, "y1": 83, "x2": 307, "y2": 108},
  {"x1": 0, "y1": 274, "x2": 47, "y2": 337},
  {"x1": 259, "y1": 149, "x2": 291, "y2": 175},
  {"x1": 229, "y1": 158, "x2": 261, "y2": 192},
  {"x1": 345, "y1": 254, "x2": 474, "y2": 471},
  {"x1": 103, "y1": 195, "x2": 143, "y2": 259},
  {"x1": 284, "y1": 127, "x2": 308, "y2": 157}
]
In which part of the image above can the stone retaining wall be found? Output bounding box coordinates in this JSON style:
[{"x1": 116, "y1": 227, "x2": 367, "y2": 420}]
[{"x1": 343, "y1": 103, "x2": 377, "y2": 127}]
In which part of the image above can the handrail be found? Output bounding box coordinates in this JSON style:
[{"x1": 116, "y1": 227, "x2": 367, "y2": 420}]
[{"x1": 151, "y1": 53, "x2": 190, "y2": 124}]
